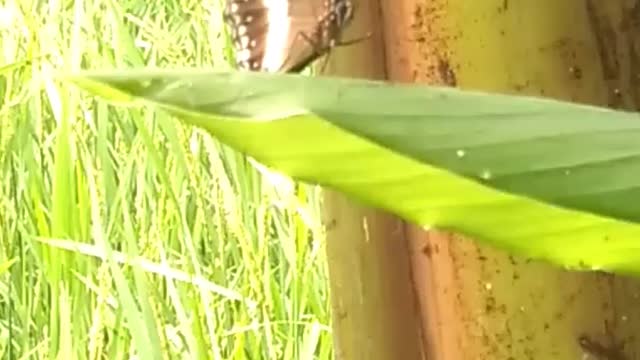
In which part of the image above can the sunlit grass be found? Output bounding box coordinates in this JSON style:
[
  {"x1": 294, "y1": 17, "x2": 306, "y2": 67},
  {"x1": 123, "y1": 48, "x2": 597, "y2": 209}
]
[{"x1": 0, "y1": 0, "x2": 332, "y2": 359}]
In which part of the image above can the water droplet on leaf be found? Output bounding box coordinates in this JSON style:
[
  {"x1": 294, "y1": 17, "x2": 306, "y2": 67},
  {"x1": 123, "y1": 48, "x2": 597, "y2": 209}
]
[{"x1": 480, "y1": 169, "x2": 492, "y2": 180}]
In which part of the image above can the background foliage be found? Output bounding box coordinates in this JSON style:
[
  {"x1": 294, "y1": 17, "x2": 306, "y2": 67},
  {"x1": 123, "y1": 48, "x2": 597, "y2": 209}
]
[{"x1": 0, "y1": 1, "x2": 332, "y2": 359}]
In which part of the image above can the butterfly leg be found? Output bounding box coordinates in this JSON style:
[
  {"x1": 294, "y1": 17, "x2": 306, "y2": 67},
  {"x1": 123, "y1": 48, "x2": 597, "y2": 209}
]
[
  {"x1": 311, "y1": 35, "x2": 336, "y2": 75},
  {"x1": 318, "y1": 49, "x2": 332, "y2": 75},
  {"x1": 337, "y1": 31, "x2": 373, "y2": 47},
  {"x1": 317, "y1": 32, "x2": 371, "y2": 74},
  {"x1": 277, "y1": 30, "x2": 327, "y2": 73},
  {"x1": 315, "y1": 31, "x2": 373, "y2": 74}
]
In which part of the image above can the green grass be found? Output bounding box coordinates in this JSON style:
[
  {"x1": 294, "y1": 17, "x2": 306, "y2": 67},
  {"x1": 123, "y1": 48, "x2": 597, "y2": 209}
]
[{"x1": 0, "y1": 0, "x2": 333, "y2": 359}]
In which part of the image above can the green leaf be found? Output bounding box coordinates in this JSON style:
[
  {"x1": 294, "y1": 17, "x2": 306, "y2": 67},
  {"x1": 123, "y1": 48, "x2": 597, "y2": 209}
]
[
  {"x1": 0, "y1": 258, "x2": 17, "y2": 276},
  {"x1": 64, "y1": 69, "x2": 640, "y2": 275}
]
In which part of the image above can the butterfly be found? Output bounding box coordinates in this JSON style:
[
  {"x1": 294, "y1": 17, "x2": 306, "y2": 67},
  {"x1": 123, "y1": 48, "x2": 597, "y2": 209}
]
[{"x1": 223, "y1": 0, "x2": 359, "y2": 73}]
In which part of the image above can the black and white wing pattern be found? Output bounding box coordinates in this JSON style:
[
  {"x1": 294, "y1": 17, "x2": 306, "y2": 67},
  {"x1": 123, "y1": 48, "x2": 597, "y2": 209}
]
[{"x1": 223, "y1": 0, "x2": 354, "y2": 73}]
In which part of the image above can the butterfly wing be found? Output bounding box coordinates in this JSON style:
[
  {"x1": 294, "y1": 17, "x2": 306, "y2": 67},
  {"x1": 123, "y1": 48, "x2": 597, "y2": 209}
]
[{"x1": 223, "y1": 0, "x2": 272, "y2": 71}]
